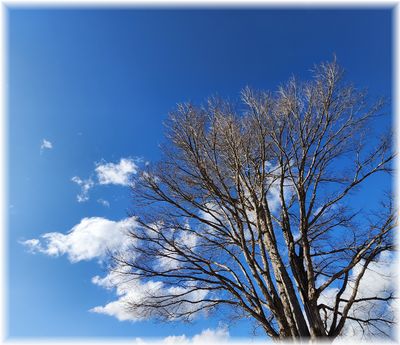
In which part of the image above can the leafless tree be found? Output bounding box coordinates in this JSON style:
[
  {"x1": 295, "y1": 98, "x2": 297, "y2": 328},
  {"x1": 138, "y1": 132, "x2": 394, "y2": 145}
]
[{"x1": 114, "y1": 59, "x2": 396, "y2": 341}]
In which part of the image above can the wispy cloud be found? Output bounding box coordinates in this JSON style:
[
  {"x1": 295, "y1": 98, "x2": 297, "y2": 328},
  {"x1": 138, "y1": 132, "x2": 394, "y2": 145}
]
[
  {"x1": 97, "y1": 198, "x2": 110, "y2": 208},
  {"x1": 21, "y1": 217, "x2": 136, "y2": 263},
  {"x1": 95, "y1": 158, "x2": 137, "y2": 186},
  {"x1": 71, "y1": 176, "x2": 94, "y2": 203},
  {"x1": 40, "y1": 139, "x2": 53, "y2": 153}
]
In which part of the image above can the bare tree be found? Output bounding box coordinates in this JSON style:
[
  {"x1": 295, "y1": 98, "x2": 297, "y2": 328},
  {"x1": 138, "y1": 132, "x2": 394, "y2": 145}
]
[{"x1": 113, "y1": 59, "x2": 396, "y2": 341}]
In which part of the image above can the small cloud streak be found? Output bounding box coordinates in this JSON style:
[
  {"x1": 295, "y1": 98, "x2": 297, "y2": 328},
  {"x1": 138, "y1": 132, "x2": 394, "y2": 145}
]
[
  {"x1": 97, "y1": 198, "x2": 110, "y2": 208},
  {"x1": 71, "y1": 176, "x2": 94, "y2": 203},
  {"x1": 40, "y1": 139, "x2": 53, "y2": 152}
]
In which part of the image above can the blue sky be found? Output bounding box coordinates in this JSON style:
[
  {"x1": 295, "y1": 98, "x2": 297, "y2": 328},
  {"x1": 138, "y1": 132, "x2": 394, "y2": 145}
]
[{"x1": 7, "y1": 7, "x2": 393, "y2": 340}]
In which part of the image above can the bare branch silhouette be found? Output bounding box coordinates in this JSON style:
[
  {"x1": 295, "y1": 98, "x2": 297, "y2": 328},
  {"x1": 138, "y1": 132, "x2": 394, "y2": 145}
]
[{"x1": 112, "y1": 59, "x2": 396, "y2": 341}]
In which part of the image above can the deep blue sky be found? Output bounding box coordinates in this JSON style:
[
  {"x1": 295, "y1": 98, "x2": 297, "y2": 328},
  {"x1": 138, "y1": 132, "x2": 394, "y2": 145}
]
[{"x1": 7, "y1": 7, "x2": 393, "y2": 339}]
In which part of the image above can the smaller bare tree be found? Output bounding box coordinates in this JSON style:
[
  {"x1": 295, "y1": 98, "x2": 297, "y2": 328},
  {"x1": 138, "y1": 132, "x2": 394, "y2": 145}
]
[{"x1": 112, "y1": 59, "x2": 396, "y2": 341}]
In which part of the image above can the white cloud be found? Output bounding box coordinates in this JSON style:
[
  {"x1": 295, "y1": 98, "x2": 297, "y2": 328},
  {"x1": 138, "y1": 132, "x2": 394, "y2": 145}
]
[
  {"x1": 132, "y1": 327, "x2": 230, "y2": 345},
  {"x1": 22, "y1": 238, "x2": 42, "y2": 253},
  {"x1": 157, "y1": 228, "x2": 198, "y2": 270},
  {"x1": 163, "y1": 326, "x2": 229, "y2": 344},
  {"x1": 192, "y1": 327, "x2": 229, "y2": 344},
  {"x1": 21, "y1": 217, "x2": 137, "y2": 263},
  {"x1": 90, "y1": 267, "x2": 208, "y2": 322},
  {"x1": 40, "y1": 139, "x2": 53, "y2": 152},
  {"x1": 71, "y1": 176, "x2": 94, "y2": 202},
  {"x1": 162, "y1": 335, "x2": 188, "y2": 344},
  {"x1": 71, "y1": 157, "x2": 139, "y2": 203},
  {"x1": 313, "y1": 203, "x2": 338, "y2": 217},
  {"x1": 90, "y1": 276, "x2": 163, "y2": 321},
  {"x1": 95, "y1": 158, "x2": 138, "y2": 186}
]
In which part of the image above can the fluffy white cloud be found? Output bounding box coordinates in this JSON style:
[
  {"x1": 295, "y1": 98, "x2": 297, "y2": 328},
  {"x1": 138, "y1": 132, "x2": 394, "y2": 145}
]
[
  {"x1": 71, "y1": 176, "x2": 94, "y2": 202},
  {"x1": 21, "y1": 217, "x2": 137, "y2": 263},
  {"x1": 40, "y1": 139, "x2": 53, "y2": 152},
  {"x1": 90, "y1": 267, "x2": 208, "y2": 322},
  {"x1": 90, "y1": 274, "x2": 163, "y2": 321},
  {"x1": 71, "y1": 157, "x2": 139, "y2": 203},
  {"x1": 95, "y1": 158, "x2": 138, "y2": 186}
]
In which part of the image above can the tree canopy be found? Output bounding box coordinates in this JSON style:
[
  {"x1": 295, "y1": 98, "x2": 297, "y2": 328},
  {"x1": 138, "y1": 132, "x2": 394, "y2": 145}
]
[{"x1": 112, "y1": 59, "x2": 396, "y2": 341}]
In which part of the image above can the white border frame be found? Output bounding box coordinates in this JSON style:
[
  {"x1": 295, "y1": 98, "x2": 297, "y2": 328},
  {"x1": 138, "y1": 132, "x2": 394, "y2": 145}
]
[{"x1": 0, "y1": 2, "x2": 398, "y2": 344}]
